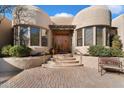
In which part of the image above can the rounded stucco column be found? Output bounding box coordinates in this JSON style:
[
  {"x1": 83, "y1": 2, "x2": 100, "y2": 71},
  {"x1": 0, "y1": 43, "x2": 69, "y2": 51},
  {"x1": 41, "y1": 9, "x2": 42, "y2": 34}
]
[
  {"x1": 93, "y1": 26, "x2": 96, "y2": 45},
  {"x1": 48, "y1": 30, "x2": 52, "y2": 49},
  {"x1": 72, "y1": 30, "x2": 77, "y2": 54},
  {"x1": 18, "y1": 26, "x2": 20, "y2": 45},
  {"x1": 103, "y1": 27, "x2": 106, "y2": 46},
  {"x1": 82, "y1": 28, "x2": 84, "y2": 46}
]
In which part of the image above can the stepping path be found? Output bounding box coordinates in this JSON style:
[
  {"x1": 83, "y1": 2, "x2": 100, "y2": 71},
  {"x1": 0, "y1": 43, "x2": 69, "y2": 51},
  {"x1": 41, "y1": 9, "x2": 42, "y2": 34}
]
[{"x1": 1, "y1": 66, "x2": 124, "y2": 88}]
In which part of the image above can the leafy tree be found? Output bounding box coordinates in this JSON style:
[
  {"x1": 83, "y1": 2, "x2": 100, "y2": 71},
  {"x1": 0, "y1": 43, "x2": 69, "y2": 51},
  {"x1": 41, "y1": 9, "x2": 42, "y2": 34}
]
[{"x1": 0, "y1": 5, "x2": 15, "y2": 24}]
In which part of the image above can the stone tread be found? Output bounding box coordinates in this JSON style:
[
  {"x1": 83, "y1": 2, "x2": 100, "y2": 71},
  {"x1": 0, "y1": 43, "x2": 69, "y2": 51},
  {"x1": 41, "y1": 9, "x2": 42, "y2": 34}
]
[
  {"x1": 42, "y1": 63, "x2": 83, "y2": 68},
  {"x1": 55, "y1": 60, "x2": 79, "y2": 63}
]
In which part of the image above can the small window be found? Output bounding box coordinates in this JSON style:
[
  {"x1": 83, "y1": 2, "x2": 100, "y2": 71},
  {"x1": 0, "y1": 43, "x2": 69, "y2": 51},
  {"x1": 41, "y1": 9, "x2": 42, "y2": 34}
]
[
  {"x1": 20, "y1": 26, "x2": 29, "y2": 46},
  {"x1": 14, "y1": 26, "x2": 19, "y2": 45},
  {"x1": 106, "y1": 28, "x2": 110, "y2": 46},
  {"x1": 84, "y1": 27, "x2": 93, "y2": 46},
  {"x1": 41, "y1": 29, "x2": 48, "y2": 46},
  {"x1": 30, "y1": 27, "x2": 40, "y2": 46},
  {"x1": 77, "y1": 29, "x2": 82, "y2": 46},
  {"x1": 96, "y1": 27, "x2": 104, "y2": 45}
]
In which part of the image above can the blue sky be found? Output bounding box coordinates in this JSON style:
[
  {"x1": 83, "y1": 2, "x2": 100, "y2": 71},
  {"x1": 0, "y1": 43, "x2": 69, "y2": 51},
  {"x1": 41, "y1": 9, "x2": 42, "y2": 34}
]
[
  {"x1": 37, "y1": 5, "x2": 90, "y2": 16},
  {"x1": 6, "y1": 5, "x2": 124, "y2": 20}
]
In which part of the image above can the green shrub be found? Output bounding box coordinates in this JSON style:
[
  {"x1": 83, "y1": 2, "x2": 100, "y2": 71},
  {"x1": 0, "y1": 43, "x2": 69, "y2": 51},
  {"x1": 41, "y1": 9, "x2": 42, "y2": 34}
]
[
  {"x1": 1, "y1": 45, "x2": 12, "y2": 56},
  {"x1": 110, "y1": 48, "x2": 124, "y2": 57},
  {"x1": 88, "y1": 45, "x2": 124, "y2": 57},
  {"x1": 112, "y1": 35, "x2": 122, "y2": 49},
  {"x1": 99, "y1": 48, "x2": 111, "y2": 57},
  {"x1": 88, "y1": 45, "x2": 111, "y2": 57},
  {"x1": 9, "y1": 45, "x2": 32, "y2": 57}
]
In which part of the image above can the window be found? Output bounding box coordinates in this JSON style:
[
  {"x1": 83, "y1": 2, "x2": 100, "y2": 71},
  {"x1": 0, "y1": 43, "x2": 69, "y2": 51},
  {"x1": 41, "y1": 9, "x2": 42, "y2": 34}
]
[
  {"x1": 30, "y1": 27, "x2": 40, "y2": 46},
  {"x1": 84, "y1": 27, "x2": 93, "y2": 46},
  {"x1": 14, "y1": 26, "x2": 19, "y2": 45},
  {"x1": 77, "y1": 29, "x2": 82, "y2": 46},
  {"x1": 96, "y1": 27, "x2": 104, "y2": 45},
  {"x1": 41, "y1": 29, "x2": 48, "y2": 46},
  {"x1": 106, "y1": 28, "x2": 110, "y2": 46},
  {"x1": 20, "y1": 26, "x2": 29, "y2": 46},
  {"x1": 14, "y1": 25, "x2": 48, "y2": 47}
]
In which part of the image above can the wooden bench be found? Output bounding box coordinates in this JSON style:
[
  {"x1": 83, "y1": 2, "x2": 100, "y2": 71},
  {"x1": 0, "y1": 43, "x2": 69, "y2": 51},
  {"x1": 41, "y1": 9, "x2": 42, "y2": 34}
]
[{"x1": 98, "y1": 57, "x2": 124, "y2": 76}]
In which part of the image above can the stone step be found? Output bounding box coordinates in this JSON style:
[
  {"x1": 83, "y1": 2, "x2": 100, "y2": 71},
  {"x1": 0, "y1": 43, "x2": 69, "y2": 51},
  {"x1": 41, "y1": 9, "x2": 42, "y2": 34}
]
[
  {"x1": 51, "y1": 57, "x2": 76, "y2": 60},
  {"x1": 42, "y1": 54, "x2": 82, "y2": 68},
  {"x1": 55, "y1": 60, "x2": 79, "y2": 63},
  {"x1": 53, "y1": 57, "x2": 76, "y2": 61},
  {"x1": 53, "y1": 54, "x2": 73, "y2": 58},
  {"x1": 47, "y1": 60, "x2": 79, "y2": 64},
  {"x1": 42, "y1": 63, "x2": 83, "y2": 68}
]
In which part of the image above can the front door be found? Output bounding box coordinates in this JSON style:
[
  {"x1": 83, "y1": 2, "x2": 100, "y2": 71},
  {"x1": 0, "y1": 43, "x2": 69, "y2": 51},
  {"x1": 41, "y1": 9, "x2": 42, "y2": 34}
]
[{"x1": 53, "y1": 33, "x2": 71, "y2": 54}]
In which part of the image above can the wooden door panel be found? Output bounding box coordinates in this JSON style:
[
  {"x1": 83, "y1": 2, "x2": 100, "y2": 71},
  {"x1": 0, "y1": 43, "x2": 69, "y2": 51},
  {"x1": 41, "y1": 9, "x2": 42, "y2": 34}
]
[{"x1": 53, "y1": 35, "x2": 71, "y2": 53}]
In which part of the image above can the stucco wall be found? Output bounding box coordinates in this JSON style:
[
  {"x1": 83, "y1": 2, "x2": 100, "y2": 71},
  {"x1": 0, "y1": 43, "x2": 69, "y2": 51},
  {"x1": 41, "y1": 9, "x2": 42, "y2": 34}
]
[
  {"x1": 0, "y1": 18, "x2": 12, "y2": 48},
  {"x1": 72, "y1": 6, "x2": 111, "y2": 29},
  {"x1": 112, "y1": 15, "x2": 124, "y2": 50},
  {"x1": 50, "y1": 17, "x2": 74, "y2": 25},
  {"x1": 0, "y1": 55, "x2": 51, "y2": 72},
  {"x1": 0, "y1": 58, "x2": 21, "y2": 72},
  {"x1": 74, "y1": 55, "x2": 124, "y2": 70},
  {"x1": 29, "y1": 46, "x2": 49, "y2": 53},
  {"x1": 13, "y1": 5, "x2": 52, "y2": 30},
  {"x1": 74, "y1": 55, "x2": 98, "y2": 69}
]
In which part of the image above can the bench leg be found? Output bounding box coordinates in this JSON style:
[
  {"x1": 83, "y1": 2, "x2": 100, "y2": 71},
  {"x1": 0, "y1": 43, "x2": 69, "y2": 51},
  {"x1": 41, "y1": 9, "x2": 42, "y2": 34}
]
[
  {"x1": 101, "y1": 68, "x2": 106, "y2": 76},
  {"x1": 98, "y1": 65, "x2": 101, "y2": 72},
  {"x1": 101, "y1": 68, "x2": 103, "y2": 76}
]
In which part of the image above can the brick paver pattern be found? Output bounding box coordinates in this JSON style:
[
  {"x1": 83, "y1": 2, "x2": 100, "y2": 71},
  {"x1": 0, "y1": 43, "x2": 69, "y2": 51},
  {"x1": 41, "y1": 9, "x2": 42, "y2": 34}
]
[{"x1": 1, "y1": 67, "x2": 124, "y2": 88}]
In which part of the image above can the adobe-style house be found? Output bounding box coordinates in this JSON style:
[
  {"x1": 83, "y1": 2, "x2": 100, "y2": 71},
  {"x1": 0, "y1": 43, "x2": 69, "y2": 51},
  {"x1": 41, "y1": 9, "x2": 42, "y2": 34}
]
[{"x1": 0, "y1": 5, "x2": 123, "y2": 54}]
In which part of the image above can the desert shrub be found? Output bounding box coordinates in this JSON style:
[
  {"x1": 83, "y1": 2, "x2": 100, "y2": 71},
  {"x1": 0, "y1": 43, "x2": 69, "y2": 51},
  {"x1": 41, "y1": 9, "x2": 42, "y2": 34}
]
[
  {"x1": 9, "y1": 45, "x2": 32, "y2": 57},
  {"x1": 88, "y1": 45, "x2": 111, "y2": 57},
  {"x1": 112, "y1": 35, "x2": 122, "y2": 49},
  {"x1": 110, "y1": 48, "x2": 124, "y2": 57},
  {"x1": 1, "y1": 45, "x2": 12, "y2": 56}
]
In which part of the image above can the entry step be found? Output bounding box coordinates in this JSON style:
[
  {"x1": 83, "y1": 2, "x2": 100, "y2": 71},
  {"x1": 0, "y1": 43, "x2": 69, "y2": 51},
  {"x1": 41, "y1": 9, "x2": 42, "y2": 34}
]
[{"x1": 42, "y1": 63, "x2": 83, "y2": 68}]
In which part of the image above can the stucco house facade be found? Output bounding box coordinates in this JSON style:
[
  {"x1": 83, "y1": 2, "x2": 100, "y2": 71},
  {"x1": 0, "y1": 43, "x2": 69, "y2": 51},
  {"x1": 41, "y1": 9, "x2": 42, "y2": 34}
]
[
  {"x1": 0, "y1": 17, "x2": 12, "y2": 48},
  {"x1": 0, "y1": 5, "x2": 122, "y2": 54}
]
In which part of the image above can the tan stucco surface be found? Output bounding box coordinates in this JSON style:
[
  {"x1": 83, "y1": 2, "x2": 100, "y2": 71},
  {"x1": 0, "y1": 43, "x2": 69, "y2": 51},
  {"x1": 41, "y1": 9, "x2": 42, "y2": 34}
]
[
  {"x1": 0, "y1": 55, "x2": 51, "y2": 72},
  {"x1": 0, "y1": 18, "x2": 12, "y2": 48},
  {"x1": 50, "y1": 17, "x2": 74, "y2": 25},
  {"x1": 112, "y1": 15, "x2": 124, "y2": 50},
  {"x1": 73, "y1": 6, "x2": 111, "y2": 29},
  {"x1": 13, "y1": 5, "x2": 52, "y2": 30}
]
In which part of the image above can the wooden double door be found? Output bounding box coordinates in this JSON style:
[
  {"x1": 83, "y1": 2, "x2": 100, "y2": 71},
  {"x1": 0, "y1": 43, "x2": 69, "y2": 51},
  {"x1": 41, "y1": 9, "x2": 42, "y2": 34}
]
[{"x1": 53, "y1": 31, "x2": 72, "y2": 54}]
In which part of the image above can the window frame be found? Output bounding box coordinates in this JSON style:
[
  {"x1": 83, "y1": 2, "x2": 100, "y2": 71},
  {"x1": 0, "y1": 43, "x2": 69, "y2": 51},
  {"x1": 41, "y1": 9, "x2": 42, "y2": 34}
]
[
  {"x1": 41, "y1": 29, "x2": 48, "y2": 47},
  {"x1": 84, "y1": 27, "x2": 93, "y2": 46},
  {"x1": 77, "y1": 29, "x2": 83, "y2": 46},
  {"x1": 30, "y1": 26, "x2": 40, "y2": 46},
  {"x1": 96, "y1": 26, "x2": 104, "y2": 46}
]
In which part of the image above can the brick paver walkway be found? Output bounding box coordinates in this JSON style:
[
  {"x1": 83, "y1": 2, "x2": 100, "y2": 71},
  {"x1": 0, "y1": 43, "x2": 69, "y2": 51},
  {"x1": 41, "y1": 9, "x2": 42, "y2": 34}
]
[{"x1": 1, "y1": 67, "x2": 124, "y2": 88}]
